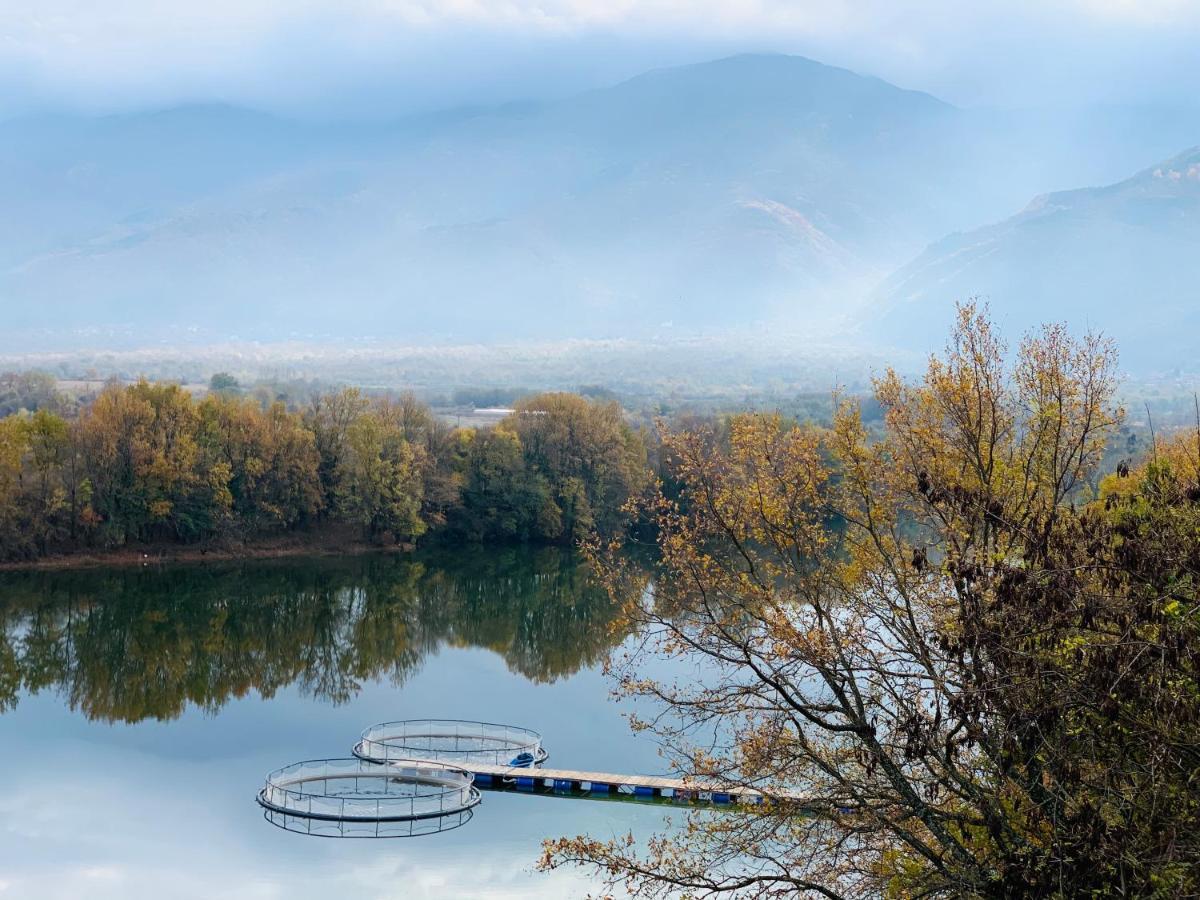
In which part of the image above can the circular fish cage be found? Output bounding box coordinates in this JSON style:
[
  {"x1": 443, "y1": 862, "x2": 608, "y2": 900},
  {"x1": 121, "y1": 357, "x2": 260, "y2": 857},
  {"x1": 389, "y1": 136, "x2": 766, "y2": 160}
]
[
  {"x1": 355, "y1": 719, "x2": 549, "y2": 768},
  {"x1": 261, "y1": 805, "x2": 476, "y2": 838},
  {"x1": 256, "y1": 758, "x2": 480, "y2": 838}
]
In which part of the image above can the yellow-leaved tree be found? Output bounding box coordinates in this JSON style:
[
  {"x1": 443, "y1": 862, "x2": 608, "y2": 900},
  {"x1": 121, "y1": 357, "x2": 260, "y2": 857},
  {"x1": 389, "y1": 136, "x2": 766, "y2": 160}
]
[{"x1": 543, "y1": 304, "x2": 1200, "y2": 898}]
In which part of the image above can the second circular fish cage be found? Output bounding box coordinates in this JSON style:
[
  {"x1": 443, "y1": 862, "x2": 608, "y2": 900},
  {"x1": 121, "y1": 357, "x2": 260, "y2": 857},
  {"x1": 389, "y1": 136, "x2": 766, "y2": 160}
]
[{"x1": 354, "y1": 719, "x2": 549, "y2": 768}]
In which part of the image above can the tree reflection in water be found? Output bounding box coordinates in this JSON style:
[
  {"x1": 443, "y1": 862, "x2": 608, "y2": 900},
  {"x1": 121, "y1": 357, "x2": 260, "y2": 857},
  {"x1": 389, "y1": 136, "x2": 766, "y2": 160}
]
[{"x1": 0, "y1": 547, "x2": 629, "y2": 722}]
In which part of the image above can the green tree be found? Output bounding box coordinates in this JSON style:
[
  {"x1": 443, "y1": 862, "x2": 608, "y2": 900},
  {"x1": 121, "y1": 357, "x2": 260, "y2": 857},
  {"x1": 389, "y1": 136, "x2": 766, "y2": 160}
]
[
  {"x1": 0, "y1": 371, "x2": 61, "y2": 417},
  {"x1": 24, "y1": 409, "x2": 69, "y2": 553},
  {"x1": 506, "y1": 392, "x2": 649, "y2": 542},
  {"x1": 337, "y1": 411, "x2": 426, "y2": 542},
  {"x1": 208, "y1": 372, "x2": 241, "y2": 395},
  {"x1": 306, "y1": 388, "x2": 369, "y2": 516},
  {"x1": 452, "y1": 427, "x2": 561, "y2": 542},
  {"x1": 0, "y1": 416, "x2": 31, "y2": 558}
]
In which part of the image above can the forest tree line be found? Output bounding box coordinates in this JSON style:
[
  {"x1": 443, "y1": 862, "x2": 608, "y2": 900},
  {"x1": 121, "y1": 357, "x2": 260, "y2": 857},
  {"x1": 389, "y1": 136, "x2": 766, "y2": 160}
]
[{"x1": 0, "y1": 378, "x2": 651, "y2": 561}]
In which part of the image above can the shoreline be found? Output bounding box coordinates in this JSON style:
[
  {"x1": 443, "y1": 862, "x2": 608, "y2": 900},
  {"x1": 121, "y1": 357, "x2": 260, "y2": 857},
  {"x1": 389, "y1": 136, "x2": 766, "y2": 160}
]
[{"x1": 0, "y1": 532, "x2": 414, "y2": 573}]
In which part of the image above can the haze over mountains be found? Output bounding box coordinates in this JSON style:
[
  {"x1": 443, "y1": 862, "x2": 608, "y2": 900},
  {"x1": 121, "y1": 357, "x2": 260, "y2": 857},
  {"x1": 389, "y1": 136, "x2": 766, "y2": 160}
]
[
  {"x1": 1, "y1": 53, "x2": 1197, "y2": 368},
  {"x1": 875, "y1": 147, "x2": 1200, "y2": 368}
]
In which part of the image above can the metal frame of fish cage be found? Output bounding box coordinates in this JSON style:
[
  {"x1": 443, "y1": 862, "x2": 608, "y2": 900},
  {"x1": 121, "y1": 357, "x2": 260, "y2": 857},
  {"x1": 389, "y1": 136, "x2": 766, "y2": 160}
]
[
  {"x1": 260, "y1": 805, "x2": 476, "y2": 838},
  {"x1": 256, "y1": 758, "x2": 481, "y2": 832},
  {"x1": 354, "y1": 719, "x2": 549, "y2": 768}
]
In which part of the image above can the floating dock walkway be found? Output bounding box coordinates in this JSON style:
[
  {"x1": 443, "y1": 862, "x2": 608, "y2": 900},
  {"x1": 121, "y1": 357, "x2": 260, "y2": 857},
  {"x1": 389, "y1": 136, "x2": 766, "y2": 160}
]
[
  {"x1": 465, "y1": 761, "x2": 806, "y2": 807},
  {"x1": 350, "y1": 719, "x2": 810, "y2": 809}
]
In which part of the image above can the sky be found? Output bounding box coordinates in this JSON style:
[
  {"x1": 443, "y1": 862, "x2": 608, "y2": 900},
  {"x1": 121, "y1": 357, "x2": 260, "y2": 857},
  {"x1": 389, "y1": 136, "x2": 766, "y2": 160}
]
[{"x1": 3, "y1": 0, "x2": 1200, "y2": 119}]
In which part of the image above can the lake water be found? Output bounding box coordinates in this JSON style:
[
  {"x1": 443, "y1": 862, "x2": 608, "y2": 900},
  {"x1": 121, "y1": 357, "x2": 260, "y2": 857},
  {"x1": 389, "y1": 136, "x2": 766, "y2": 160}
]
[{"x1": 0, "y1": 548, "x2": 671, "y2": 899}]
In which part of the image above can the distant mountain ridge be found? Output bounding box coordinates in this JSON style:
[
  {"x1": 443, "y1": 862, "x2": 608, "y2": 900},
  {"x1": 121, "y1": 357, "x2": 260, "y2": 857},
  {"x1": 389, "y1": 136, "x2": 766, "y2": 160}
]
[
  {"x1": 872, "y1": 146, "x2": 1200, "y2": 367},
  {"x1": 0, "y1": 53, "x2": 1197, "y2": 357},
  {"x1": 0, "y1": 54, "x2": 989, "y2": 345}
]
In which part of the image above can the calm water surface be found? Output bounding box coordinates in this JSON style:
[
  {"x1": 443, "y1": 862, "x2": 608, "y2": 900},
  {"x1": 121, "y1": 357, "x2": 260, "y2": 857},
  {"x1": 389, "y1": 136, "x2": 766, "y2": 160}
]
[{"x1": 0, "y1": 547, "x2": 671, "y2": 899}]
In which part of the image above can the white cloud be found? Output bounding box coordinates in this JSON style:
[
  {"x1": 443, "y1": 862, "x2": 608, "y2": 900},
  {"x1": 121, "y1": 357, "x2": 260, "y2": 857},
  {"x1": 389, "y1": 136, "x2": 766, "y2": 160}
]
[
  {"x1": 1071, "y1": 0, "x2": 1200, "y2": 24},
  {"x1": 1, "y1": 0, "x2": 1199, "y2": 116},
  {"x1": 0, "y1": 736, "x2": 621, "y2": 900},
  {"x1": 6, "y1": 0, "x2": 1197, "y2": 39}
]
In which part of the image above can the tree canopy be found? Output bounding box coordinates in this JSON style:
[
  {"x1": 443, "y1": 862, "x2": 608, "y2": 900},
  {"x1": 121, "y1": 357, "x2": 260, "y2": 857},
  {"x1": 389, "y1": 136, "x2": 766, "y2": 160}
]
[
  {"x1": 0, "y1": 385, "x2": 651, "y2": 561},
  {"x1": 543, "y1": 305, "x2": 1200, "y2": 898}
]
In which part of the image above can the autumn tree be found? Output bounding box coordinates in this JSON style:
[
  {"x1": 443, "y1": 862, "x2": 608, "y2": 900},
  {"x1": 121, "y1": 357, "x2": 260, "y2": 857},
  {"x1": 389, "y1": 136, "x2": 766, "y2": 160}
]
[
  {"x1": 197, "y1": 395, "x2": 322, "y2": 535},
  {"x1": 0, "y1": 410, "x2": 72, "y2": 557},
  {"x1": 544, "y1": 306, "x2": 1199, "y2": 898},
  {"x1": 79, "y1": 381, "x2": 227, "y2": 544},
  {"x1": 0, "y1": 381, "x2": 653, "y2": 559}
]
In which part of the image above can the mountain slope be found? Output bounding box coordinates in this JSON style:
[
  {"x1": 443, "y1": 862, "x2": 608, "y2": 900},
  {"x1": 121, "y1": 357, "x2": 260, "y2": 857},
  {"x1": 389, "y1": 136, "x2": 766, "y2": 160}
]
[
  {"x1": 0, "y1": 55, "x2": 975, "y2": 346},
  {"x1": 872, "y1": 147, "x2": 1200, "y2": 367},
  {"x1": 3, "y1": 54, "x2": 1194, "y2": 352}
]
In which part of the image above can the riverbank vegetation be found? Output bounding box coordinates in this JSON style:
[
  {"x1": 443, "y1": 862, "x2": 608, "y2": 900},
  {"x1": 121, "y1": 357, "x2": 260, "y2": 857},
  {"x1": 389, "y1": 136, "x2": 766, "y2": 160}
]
[
  {"x1": 544, "y1": 305, "x2": 1200, "y2": 898},
  {"x1": 0, "y1": 384, "x2": 650, "y2": 562}
]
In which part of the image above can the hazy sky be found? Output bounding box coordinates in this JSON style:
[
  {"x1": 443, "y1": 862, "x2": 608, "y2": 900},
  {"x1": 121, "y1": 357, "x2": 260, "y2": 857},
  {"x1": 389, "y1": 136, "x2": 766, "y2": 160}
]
[{"x1": 3, "y1": 0, "x2": 1200, "y2": 118}]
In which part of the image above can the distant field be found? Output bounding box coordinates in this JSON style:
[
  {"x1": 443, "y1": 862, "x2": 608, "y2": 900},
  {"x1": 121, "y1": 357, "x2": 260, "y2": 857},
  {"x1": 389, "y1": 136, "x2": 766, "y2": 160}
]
[
  {"x1": 434, "y1": 407, "x2": 514, "y2": 428},
  {"x1": 0, "y1": 334, "x2": 893, "y2": 405},
  {"x1": 56, "y1": 379, "x2": 211, "y2": 397}
]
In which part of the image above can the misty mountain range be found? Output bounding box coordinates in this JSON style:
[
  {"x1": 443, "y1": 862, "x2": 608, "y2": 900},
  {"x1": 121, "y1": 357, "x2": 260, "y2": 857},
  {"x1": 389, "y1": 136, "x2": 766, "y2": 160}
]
[
  {"x1": 874, "y1": 147, "x2": 1200, "y2": 366},
  {"x1": 1, "y1": 53, "x2": 1197, "y2": 367}
]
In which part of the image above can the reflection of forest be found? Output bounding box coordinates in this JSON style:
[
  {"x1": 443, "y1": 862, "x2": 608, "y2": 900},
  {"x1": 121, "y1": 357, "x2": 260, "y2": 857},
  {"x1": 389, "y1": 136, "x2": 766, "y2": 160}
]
[{"x1": 0, "y1": 547, "x2": 629, "y2": 722}]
